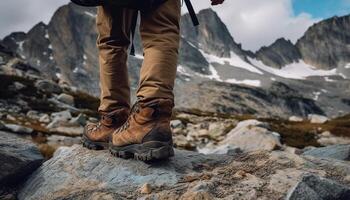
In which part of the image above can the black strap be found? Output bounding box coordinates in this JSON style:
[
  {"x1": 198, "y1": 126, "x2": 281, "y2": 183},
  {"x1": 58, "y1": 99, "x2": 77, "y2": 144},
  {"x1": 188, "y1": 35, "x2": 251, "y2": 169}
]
[
  {"x1": 184, "y1": 0, "x2": 199, "y2": 26},
  {"x1": 130, "y1": 11, "x2": 138, "y2": 56}
]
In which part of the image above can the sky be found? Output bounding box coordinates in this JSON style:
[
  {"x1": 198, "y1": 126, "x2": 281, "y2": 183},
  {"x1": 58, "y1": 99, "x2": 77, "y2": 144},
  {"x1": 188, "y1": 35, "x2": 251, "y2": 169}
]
[{"x1": 0, "y1": 0, "x2": 349, "y2": 51}]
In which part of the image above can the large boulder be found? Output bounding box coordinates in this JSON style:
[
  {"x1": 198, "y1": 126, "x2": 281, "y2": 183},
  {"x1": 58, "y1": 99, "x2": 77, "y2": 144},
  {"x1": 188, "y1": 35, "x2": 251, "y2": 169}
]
[
  {"x1": 303, "y1": 144, "x2": 350, "y2": 161},
  {"x1": 18, "y1": 145, "x2": 230, "y2": 200},
  {"x1": 286, "y1": 175, "x2": 350, "y2": 200},
  {"x1": 203, "y1": 120, "x2": 282, "y2": 153},
  {"x1": 18, "y1": 144, "x2": 350, "y2": 199},
  {"x1": 0, "y1": 131, "x2": 44, "y2": 187}
]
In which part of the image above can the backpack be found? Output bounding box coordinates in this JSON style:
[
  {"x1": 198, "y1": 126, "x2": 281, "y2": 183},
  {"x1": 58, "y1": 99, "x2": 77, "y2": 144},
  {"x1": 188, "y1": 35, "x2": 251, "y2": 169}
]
[{"x1": 71, "y1": 0, "x2": 199, "y2": 55}]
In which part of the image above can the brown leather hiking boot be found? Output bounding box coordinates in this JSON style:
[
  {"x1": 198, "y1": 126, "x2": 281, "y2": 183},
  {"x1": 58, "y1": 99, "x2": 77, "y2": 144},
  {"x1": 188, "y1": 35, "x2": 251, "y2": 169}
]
[
  {"x1": 109, "y1": 99, "x2": 175, "y2": 161},
  {"x1": 82, "y1": 108, "x2": 129, "y2": 150}
]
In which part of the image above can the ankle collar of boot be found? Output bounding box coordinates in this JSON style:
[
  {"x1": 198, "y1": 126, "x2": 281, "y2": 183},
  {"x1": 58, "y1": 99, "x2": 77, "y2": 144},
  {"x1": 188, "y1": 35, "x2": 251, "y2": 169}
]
[{"x1": 100, "y1": 108, "x2": 129, "y2": 126}]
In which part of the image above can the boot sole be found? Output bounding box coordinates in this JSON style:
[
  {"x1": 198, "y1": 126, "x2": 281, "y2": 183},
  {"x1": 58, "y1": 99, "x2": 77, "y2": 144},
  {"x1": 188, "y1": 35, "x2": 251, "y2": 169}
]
[
  {"x1": 81, "y1": 135, "x2": 109, "y2": 150},
  {"x1": 109, "y1": 141, "x2": 174, "y2": 162}
]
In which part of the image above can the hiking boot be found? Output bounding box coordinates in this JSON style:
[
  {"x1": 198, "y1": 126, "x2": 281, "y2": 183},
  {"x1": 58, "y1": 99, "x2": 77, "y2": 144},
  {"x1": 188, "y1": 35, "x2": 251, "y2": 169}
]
[
  {"x1": 109, "y1": 99, "x2": 175, "y2": 161},
  {"x1": 82, "y1": 108, "x2": 129, "y2": 150}
]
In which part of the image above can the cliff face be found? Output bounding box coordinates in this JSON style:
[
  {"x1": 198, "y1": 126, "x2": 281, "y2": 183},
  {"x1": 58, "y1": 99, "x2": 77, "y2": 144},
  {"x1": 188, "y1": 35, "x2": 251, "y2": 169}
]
[
  {"x1": 181, "y1": 9, "x2": 247, "y2": 59},
  {"x1": 256, "y1": 38, "x2": 301, "y2": 69},
  {"x1": 296, "y1": 15, "x2": 350, "y2": 70}
]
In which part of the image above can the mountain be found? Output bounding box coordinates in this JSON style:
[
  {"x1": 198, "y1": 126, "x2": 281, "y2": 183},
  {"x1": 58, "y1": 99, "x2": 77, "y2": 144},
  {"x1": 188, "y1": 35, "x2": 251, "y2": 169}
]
[
  {"x1": 256, "y1": 38, "x2": 301, "y2": 69},
  {"x1": 1, "y1": 3, "x2": 350, "y2": 118},
  {"x1": 297, "y1": 15, "x2": 350, "y2": 70}
]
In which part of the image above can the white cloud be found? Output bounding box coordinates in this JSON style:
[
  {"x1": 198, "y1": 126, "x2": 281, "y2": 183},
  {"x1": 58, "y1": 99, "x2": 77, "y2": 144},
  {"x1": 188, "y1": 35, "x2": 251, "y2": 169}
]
[
  {"x1": 191, "y1": 0, "x2": 320, "y2": 51},
  {"x1": 0, "y1": 0, "x2": 70, "y2": 38}
]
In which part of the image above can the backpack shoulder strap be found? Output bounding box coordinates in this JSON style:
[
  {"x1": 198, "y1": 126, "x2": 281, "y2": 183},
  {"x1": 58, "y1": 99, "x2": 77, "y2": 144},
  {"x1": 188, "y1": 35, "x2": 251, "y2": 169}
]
[
  {"x1": 129, "y1": 11, "x2": 139, "y2": 56},
  {"x1": 184, "y1": 0, "x2": 199, "y2": 26}
]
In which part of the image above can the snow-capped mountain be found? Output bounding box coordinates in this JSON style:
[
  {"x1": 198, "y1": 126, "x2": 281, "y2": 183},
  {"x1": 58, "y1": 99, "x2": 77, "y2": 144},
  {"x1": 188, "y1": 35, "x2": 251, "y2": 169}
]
[{"x1": 1, "y1": 3, "x2": 349, "y2": 118}]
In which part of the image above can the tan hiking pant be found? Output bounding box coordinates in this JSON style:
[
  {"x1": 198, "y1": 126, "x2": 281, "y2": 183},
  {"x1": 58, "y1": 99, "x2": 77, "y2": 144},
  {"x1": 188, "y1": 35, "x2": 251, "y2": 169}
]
[{"x1": 96, "y1": 0, "x2": 181, "y2": 112}]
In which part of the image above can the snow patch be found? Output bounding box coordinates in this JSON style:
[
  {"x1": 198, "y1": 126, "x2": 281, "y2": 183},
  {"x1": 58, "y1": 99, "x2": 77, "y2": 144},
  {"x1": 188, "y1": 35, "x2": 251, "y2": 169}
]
[
  {"x1": 201, "y1": 50, "x2": 263, "y2": 75},
  {"x1": 84, "y1": 11, "x2": 96, "y2": 18},
  {"x1": 17, "y1": 41, "x2": 24, "y2": 52},
  {"x1": 204, "y1": 64, "x2": 222, "y2": 81},
  {"x1": 313, "y1": 92, "x2": 321, "y2": 101},
  {"x1": 250, "y1": 58, "x2": 337, "y2": 79},
  {"x1": 134, "y1": 54, "x2": 144, "y2": 60},
  {"x1": 48, "y1": 44, "x2": 52, "y2": 49},
  {"x1": 324, "y1": 77, "x2": 335, "y2": 82},
  {"x1": 45, "y1": 30, "x2": 49, "y2": 39},
  {"x1": 177, "y1": 65, "x2": 192, "y2": 77},
  {"x1": 345, "y1": 63, "x2": 350, "y2": 69},
  {"x1": 49, "y1": 56, "x2": 54, "y2": 60},
  {"x1": 56, "y1": 73, "x2": 61, "y2": 78},
  {"x1": 225, "y1": 79, "x2": 261, "y2": 87}
]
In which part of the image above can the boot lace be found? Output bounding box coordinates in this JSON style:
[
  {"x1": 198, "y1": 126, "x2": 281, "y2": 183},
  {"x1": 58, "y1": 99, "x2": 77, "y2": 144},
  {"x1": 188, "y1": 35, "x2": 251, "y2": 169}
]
[{"x1": 116, "y1": 102, "x2": 141, "y2": 132}]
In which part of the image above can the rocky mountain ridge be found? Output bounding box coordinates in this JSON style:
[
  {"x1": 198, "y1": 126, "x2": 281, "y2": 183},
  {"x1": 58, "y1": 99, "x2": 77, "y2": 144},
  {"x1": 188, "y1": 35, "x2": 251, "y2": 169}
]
[{"x1": 1, "y1": 3, "x2": 350, "y2": 118}]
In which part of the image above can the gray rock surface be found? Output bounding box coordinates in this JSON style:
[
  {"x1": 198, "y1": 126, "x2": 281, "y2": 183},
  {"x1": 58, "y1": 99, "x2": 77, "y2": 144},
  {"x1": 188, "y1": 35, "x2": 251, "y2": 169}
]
[
  {"x1": 308, "y1": 114, "x2": 329, "y2": 124},
  {"x1": 18, "y1": 145, "x2": 230, "y2": 200},
  {"x1": 215, "y1": 119, "x2": 282, "y2": 152},
  {"x1": 0, "y1": 131, "x2": 43, "y2": 187},
  {"x1": 4, "y1": 124, "x2": 33, "y2": 134},
  {"x1": 286, "y1": 175, "x2": 350, "y2": 200},
  {"x1": 56, "y1": 93, "x2": 75, "y2": 105},
  {"x1": 303, "y1": 144, "x2": 350, "y2": 161},
  {"x1": 17, "y1": 145, "x2": 350, "y2": 200},
  {"x1": 256, "y1": 38, "x2": 301, "y2": 69},
  {"x1": 296, "y1": 14, "x2": 350, "y2": 70}
]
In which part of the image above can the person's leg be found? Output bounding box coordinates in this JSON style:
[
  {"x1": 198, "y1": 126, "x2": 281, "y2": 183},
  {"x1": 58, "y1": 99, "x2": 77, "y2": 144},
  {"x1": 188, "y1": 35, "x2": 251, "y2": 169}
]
[
  {"x1": 82, "y1": 6, "x2": 135, "y2": 150},
  {"x1": 137, "y1": 0, "x2": 181, "y2": 101},
  {"x1": 109, "y1": 0, "x2": 181, "y2": 161},
  {"x1": 97, "y1": 5, "x2": 136, "y2": 112}
]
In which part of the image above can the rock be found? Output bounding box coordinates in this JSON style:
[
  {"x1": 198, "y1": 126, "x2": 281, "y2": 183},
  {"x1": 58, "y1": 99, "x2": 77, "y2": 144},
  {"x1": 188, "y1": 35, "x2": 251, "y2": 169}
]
[
  {"x1": 39, "y1": 114, "x2": 50, "y2": 123},
  {"x1": 13, "y1": 82, "x2": 26, "y2": 90},
  {"x1": 69, "y1": 113, "x2": 87, "y2": 126},
  {"x1": 170, "y1": 120, "x2": 183, "y2": 129},
  {"x1": 198, "y1": 143, "x2": 242, "y2": 155},
  {"x1": 49, "y1": 126, "x2": 84, "y2": 136},
  {"x1": 4, "y1": 124, "x2": 33, "y2": 134},
  {"x1": 50, "y1": 110, "x2": 72, "y2": 121},
  {"x1": 26, "y1": 110, "x2": 40, "y2": 120},
  {"x1": 57, "y1": 93, "x2": 75, "y2": 105},
  {"x1": 286, "y1": 175, "x2": 350, "y2": 200},
  {"x1": 0, "y1": 131, "x2": 44, "y2": 187},
  {"x1": 15, "y1": 144, "x2": 350, "y2": 199},
  {"x1": 6, "y1": 114, "x2": 16, "y2": 121},
  {"x1": 308, "y1": 114, "x2": 329, "y2": 124},
  {"x1": 289, "y1": 116, "x2": 304, "y2": 122},
  {"x1": 302, "y1": 144, "x2": 350, "y2": 161},
  {"x1": 0, "y1": 122, "x2": 5, "y2": 132},
  {"x1": 34, "y1": 80, "x2": 62, "y2": 94},
  {"x1": 18, "y1": 145, "x2": 230, "y2": 200},
  {"x1": 47, "y1": 110, "x2": 72, "y2": 129},
  {"x1": 317, "y1": 131, "x2": 350, "y2": 146},
  {"x1": 140, "y1": 183, "x2": 152, "y2": 194},
  {"x1": 215, "y1": 120, "x2": 282, "y2": 152}
]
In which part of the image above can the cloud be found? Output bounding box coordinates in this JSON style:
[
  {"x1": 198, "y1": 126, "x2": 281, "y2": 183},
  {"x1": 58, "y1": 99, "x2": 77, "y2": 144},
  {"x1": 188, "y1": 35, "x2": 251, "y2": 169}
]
[
  {"x1": 0, "y1": 0, "x2": 69, "y2": 39},
  {"x1": 191, "y1": 0, "x2": 320, "y2": 51}
]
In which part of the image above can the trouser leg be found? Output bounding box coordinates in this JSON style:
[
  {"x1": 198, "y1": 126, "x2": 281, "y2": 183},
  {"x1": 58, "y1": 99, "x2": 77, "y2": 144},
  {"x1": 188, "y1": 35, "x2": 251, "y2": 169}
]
[
  {"x1": 96, "y1": 6, "x2": 136, "y2": 112},
  {"x1": 137, "y1": 0, "x2": 181, "y2": 102}
]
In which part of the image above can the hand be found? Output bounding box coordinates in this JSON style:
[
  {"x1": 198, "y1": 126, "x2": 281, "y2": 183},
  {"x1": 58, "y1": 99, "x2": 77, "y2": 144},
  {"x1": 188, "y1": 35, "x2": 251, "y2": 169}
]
[{"x1": 211, "y1": 0, "x2": 224, "y2": 5}]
